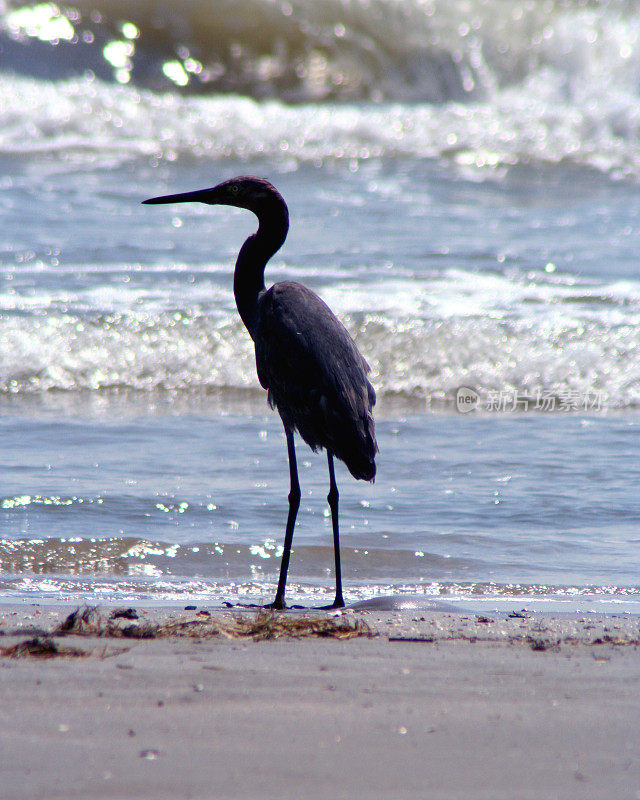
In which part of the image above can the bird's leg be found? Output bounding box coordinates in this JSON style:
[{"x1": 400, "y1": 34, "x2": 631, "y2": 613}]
[
  {"x1": 269, "y1": 427, "x2": 300, "y2": 610},
  {"x1": 325, "y1": 452, "x2": 346, "y2": 609}
]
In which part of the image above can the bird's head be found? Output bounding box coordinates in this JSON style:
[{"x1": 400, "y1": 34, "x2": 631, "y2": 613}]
[{"x1": 142, "y1": 176, "x2": 284, "y2": 215}]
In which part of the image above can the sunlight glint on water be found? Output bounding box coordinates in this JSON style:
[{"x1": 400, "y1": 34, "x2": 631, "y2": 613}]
[{"x1": 1, "y1": 0, "x2": 639, "y2": 610}]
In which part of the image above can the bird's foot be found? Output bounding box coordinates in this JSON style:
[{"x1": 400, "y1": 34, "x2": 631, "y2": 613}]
[
  {"x1": 317, "y1": 595, "x2": 346, "y2": 610},
  {"x1": 263, "y1": 599, "x2": 286, "y2": 611},
  {"x1": 262, "y1": 598, "x2": 307, "y2": 610},
  {"x1": 223, "y1": 598, "x2": 302, "y2": 611}
]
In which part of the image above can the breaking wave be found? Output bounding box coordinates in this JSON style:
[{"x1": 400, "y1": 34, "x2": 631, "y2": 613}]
[
  {"x1": 1, "y1": 0, "x2": 640, "y2": 176},
  {"x1": 1, "y1": 266, "x2": 639, "y2": 408}
]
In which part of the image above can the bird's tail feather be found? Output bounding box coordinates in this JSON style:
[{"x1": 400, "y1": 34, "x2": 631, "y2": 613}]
[{"x1": 323, "y1": 402, "x2": 377, "y2": 482}]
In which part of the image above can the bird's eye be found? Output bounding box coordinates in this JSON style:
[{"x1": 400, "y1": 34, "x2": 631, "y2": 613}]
[{"x1": 230, "y1": 185, "x2": 239, "y2": 195}]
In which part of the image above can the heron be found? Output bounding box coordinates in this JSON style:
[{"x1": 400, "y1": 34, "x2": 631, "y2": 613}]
[{"x1": 143, "y1": 177, "x2": 377, "y2": 609}]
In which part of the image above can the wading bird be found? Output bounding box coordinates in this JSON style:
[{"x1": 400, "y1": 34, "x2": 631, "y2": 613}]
[{"x1": 143, "y1": 177, "x2": 377, "y2": 608}]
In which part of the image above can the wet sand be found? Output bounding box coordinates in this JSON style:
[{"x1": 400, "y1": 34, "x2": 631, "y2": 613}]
[{"x1": 1, "y1": 604, "x2": 639, "y2": 800}]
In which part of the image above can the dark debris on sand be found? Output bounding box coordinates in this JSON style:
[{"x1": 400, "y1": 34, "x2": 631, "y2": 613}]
[{"x1": 0, "y1": 636, "x2": 89, "y2": 659}]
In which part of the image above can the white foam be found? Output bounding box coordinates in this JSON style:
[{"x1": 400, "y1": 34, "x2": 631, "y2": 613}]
[
  {"x1": 0, "y1": 67, "x2": 638, "y2": 176},
  {"x1": 1, "y1": 267, "x2": 639, "y2": 406}
]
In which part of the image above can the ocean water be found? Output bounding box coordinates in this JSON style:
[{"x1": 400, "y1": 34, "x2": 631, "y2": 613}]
[{"x1": 1, "y1": 0, "x2": 639, "y2": 611}]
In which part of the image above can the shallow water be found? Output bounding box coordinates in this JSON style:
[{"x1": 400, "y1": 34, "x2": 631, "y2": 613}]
[
  {"x1": 1, "y1": 0, "x2": 639, "y2": 611},
  {"x1": 2, "y1": 395, "x2": 639, "y2": 609}
]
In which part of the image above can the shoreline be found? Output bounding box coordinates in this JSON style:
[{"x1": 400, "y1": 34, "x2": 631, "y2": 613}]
[
  {"x1": 2, "y1": 603, "x2": 640, "y2": 648},
  {"x1": 1, "y1": 605, "x2": 639, "y2": 799}
]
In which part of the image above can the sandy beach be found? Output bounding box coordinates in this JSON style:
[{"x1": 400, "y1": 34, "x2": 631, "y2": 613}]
[{"x1": 1, "y1": 604, "x2": 639, "y2": 800}]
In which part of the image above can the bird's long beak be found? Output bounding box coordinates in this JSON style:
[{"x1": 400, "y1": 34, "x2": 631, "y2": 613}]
[{"x1": 142, "y1": 188, "x2": 218, "y2": 205}]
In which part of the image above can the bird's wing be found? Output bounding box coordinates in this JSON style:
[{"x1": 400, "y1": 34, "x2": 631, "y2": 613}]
[{"x1": 255, "y1": 281, "x2": 374, "y2": 419}]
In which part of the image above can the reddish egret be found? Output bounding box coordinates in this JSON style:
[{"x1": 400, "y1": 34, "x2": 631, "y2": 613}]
[{"x1": 143, "y1": 177, "x2": 377, "y2": 608}]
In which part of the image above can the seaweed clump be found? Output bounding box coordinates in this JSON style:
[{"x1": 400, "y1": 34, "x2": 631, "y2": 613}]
[
  {"x1": 53, "y1": 606, "x2": 374, "y2": 641},
  {"x1": 0, "y1": 636, "x2": 89, "y2": 659}
]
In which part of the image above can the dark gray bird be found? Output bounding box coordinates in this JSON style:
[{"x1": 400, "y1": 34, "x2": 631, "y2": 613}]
[{"x1": 143, "y1": 177, "x2": 377, "y2": 609}]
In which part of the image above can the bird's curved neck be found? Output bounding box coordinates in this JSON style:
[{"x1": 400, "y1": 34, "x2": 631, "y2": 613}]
[{"x1": 234, "y1": 198, "x2": 289, "y2": 338}]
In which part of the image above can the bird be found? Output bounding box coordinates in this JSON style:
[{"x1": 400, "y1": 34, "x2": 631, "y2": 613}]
[{"x1": 143, "y1": 177, "x2": 377, "y2": 609}]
